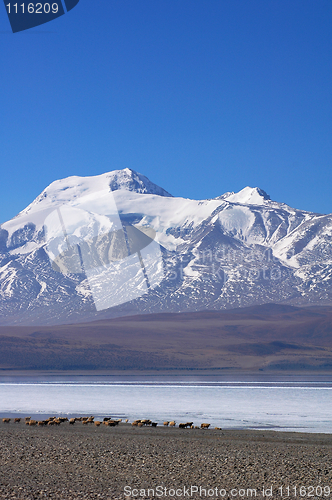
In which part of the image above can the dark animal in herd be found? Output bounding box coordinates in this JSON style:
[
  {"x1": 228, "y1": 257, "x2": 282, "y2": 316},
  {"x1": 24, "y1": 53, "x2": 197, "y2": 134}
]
[
  {"x1": 131, "y1": 419, "x2": 158, "y2": 427},
  {"x1": 179, "y1": 422, "x2": 194, "y2": 429}
]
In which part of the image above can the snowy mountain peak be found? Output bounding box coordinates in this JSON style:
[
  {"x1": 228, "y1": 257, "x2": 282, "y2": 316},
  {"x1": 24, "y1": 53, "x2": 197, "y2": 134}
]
[
  {"x1": 225, "y1": 186, "x2": 271, "y2": 205},
  {"x1": 19, "y1": 168, "x2": 173, "y2": 217},
  {"x1": 106, "y1": 168, "x2": 172, "y2": 197}
]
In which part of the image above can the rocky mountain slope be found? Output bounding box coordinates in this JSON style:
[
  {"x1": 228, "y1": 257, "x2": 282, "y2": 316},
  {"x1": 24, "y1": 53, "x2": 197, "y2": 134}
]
[{"x1": 1, "y1": 168, "x2": 332, "y2": 325}]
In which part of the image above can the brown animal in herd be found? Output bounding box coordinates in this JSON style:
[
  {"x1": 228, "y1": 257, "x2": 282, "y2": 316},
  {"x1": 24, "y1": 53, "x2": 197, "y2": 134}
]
[
  {"x1": 106, "y1": 420, "x2": 119, "y2": 427},
  {"x1": 14, "y1": 418, "x2": 21, "y2": 423},
  {"x1": 179, "y1": 422, "x2": 193, "y2": 429},
  {"x1": 131, "y1": 419, "x2": 158, "y2": 427},
  {"x1": 29, "y1": 420, "x2": 37, "y2": 426},
  {"x1": 163, "y1": 421, "x2": 169, "y2": 426},
  {"x1": 24, "y1": 417, "x2": 31, "y2": 422},
  {"x1": 94, "y1": 421, "x2": 101, "y2": 426},
  {"x1": 169, "y1": 421, "x2": 176, "y2": 426},
  {"x1": 140, "y1": 419, "x2": 151, "y2": 425},
  {"x1": 201, "y1": 423, "x2": 210, "y2": 429},
  {"x1": 69, "y1": 418, "x2": 76, "y2": 425},
  {"x1": 2, "y1": 418, "x2": 10, "y2": 423}
]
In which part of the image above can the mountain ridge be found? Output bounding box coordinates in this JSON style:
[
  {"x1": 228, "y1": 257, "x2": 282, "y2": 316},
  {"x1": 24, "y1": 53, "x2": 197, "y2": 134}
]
[
  {"x1": 1, "y1": 168, "x2": 332, "y2": 326},
  {"x1": 0, "y1": 303, "x2": 332, "y2": 372}
]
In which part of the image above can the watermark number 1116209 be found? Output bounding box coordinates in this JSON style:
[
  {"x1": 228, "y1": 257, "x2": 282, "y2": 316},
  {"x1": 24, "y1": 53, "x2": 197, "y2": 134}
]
[{"x1": 3, "y1": 0, "x2": 79, "y2": 32}]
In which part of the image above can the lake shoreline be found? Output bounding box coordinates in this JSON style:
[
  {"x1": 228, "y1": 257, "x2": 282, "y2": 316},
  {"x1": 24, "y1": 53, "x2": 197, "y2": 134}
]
[{"x1": 1, "y1": 369, "x2": 332, "y2": 380}]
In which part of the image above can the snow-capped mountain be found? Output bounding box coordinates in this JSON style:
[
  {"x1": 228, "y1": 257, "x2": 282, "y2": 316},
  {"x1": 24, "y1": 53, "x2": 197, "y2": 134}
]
[{"x1": 1, "y1": 168, "x2": 332, "y2": 325}]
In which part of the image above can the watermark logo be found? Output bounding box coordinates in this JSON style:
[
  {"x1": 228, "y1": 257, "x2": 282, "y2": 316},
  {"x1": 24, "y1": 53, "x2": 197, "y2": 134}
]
[
  {"x1": 123, "y1": 485, "x2": 266, "y2": 498},
  {"x1": 3, "y1": 0, "x2": 79, "y2": 33},
  {"x1": 43, "y1": 189, "x2": 164, "y2": 311}
]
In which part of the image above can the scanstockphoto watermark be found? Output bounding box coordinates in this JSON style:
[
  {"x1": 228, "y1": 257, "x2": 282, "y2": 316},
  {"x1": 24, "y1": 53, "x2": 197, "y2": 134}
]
[
  {"x1": 197, "y1": 247, "x2": 289, "y2": 265},
  {"x1": 167, "y1": 263, "x2": 286, "y2": 283},
  {"x1": 124, "y1": 485, "x2": 266, "y2": 498},
  {"x1": 167, "y1": 246, "x2": 293, "y2": 283},
  {"x1": 3, "y1": 0, "x2": 80, "y2": 33},
  {"x1": 124, "y1": 485, "x2": 332, "y2": 498}
]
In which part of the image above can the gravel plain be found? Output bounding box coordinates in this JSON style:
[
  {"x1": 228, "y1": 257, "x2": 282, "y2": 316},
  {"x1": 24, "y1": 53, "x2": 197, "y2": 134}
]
[{"x1": 0, "y1": 420, "x2": 331, "y2": 500}]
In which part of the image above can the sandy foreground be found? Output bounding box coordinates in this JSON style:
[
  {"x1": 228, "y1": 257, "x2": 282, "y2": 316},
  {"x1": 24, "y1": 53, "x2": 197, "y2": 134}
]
[{"x1": 0, "y1": 422, "x2": 331, "y2": 500}]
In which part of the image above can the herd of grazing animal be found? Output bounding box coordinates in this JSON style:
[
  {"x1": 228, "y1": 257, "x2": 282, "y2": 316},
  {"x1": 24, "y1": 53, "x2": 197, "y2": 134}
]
[
  {"x1": 131, "y1": 419, "x2": 158, "y2": 427},
  {"x1": 2, "y1": 416, "x2": 214, "y2": 430}
]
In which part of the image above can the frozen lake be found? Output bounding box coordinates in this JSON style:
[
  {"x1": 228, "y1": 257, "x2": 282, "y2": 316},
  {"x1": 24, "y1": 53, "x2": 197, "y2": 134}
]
[{"x1": 0, "y1": 378, "x2": 331, "y2": 433}]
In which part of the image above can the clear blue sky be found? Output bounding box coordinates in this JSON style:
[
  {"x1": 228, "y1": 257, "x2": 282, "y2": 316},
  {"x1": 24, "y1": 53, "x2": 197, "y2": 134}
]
[{"x1": 0, "y1": 0, "x2": 331, "y2": 223}]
